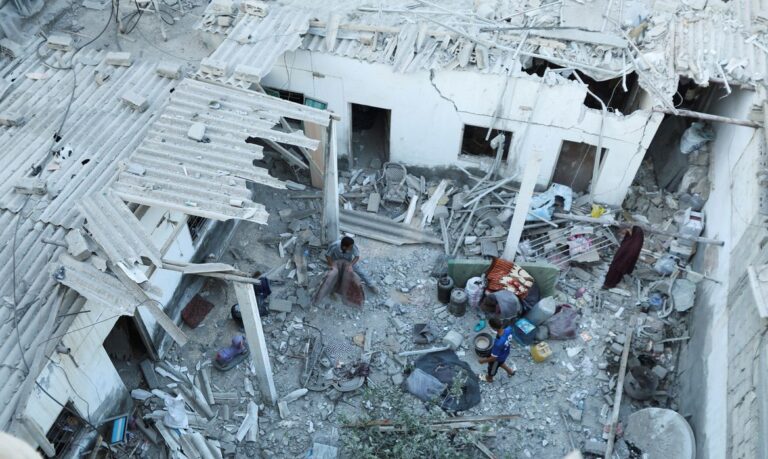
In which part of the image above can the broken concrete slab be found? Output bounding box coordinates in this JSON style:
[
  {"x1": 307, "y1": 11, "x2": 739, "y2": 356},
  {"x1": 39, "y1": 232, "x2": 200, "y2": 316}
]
[
  {"x1": 156, "y1": 62, "x2": 182, "y2": 79},
  {"x1": 280, "y1": 388, "x2": 308, "y2": 404},
  {"x1": 13, "y1": 177, "x2": 46, "y2": 195},
  {"x1": 187, "y1": 122, "x2": 207, "y2": 141},
  {"x1": 121, "y1": 91, "x2": 148, "y2": 112},
  {"x1": 367, "y1": 193, "x2": 381, "y2": 213},
  {"x1": 65, "y1": 229, "x2": 90, "y2": 261}
]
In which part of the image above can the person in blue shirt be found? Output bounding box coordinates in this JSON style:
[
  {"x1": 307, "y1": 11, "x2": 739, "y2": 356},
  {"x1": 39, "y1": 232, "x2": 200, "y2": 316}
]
[{"x1": 478, "y1": 316, "x2": 516, "y2": 382}]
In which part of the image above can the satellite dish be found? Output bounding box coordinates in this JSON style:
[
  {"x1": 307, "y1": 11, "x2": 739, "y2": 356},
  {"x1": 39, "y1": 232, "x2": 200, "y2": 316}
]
[{"x1": 624, "y1": 408, "x2": 695, "y2": 459}]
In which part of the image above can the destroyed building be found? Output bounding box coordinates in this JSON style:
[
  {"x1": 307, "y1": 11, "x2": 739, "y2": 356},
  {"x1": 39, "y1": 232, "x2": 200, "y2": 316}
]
[{"x1": 0, "y1": 0, "x2": 766, "y2": 458}]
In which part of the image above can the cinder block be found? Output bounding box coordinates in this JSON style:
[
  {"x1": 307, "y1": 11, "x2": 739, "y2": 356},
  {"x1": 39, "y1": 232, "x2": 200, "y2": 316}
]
[
  {"x1": 269, "y1": 299, "x2": 292, "y2": 313},
  {"x1": 187, "y1": 122, "x2": 206, "y2": 141},
  {"x1": 65, "y1": 229, "x2": 90, "y2": 261},
  {"x1": 241, "y1": 0, "x2": 268, "y2": 16},
  {"x1": 46, "y1": 34, "x2": 74, "y2": 52},
  {"x1": 156, "y1": 62, "x2": 182, "y2": 79},
  {"x1": 200, "y1": 58, "x2": 227, "y2": 77},
  {"x1": 0, "y1": 111, "x2": 24, "y2": 127},
  {"x1": 209, "y1": 0, "x2": 234, "y2": 15},
  {"x1": 121, "y1": 91, "x2": 148, "y2": 112},
  {"x1": 105, "y1": 51, "x2": 133, "y2": 67},
  {"x1": 13, "y1": 177, "x2": 46, "y2": 195},
  {"x1": 216, "y1": 16, "x2": 233, "y2": 27}
]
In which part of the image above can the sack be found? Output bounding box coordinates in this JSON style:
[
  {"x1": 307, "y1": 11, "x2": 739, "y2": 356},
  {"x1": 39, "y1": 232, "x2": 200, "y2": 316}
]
[{"x1": 544, "y1": 305, "x2": 579, "y2": 340}]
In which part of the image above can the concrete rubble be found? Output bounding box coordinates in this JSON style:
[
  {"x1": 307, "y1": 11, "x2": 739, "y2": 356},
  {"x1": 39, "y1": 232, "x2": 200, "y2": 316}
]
[{"x1": 0, "y1": 0, "x2": 758, "y2": 457}]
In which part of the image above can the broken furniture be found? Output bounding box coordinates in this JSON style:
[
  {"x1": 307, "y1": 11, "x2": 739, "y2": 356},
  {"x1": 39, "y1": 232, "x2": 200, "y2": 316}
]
[{"x1": 382, "y1": 162, "x2": 407, "y2": 204}]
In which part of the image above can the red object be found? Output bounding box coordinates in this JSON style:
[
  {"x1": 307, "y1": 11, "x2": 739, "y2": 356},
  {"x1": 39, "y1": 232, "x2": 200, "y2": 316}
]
[
  {"x1": 485, "y1": 257, "x2": 534, "y2": 299},
  {"x1": 181, "y1": 295, "x2": 214, "y2": 328},
  {"x1": 603, "y1": 226, "x2": 644, "y2": 289}
]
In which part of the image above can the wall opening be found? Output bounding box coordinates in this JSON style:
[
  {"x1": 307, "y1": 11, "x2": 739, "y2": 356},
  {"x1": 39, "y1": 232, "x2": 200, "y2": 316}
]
[
  {"x1": 460, "y1": 125, "x2": 512, "y2": 160},
  {"x1": 44, "y1": 402, "x2": 84, "y2": 456},
  {"x1": 552, "y1": 141, "x2": 608, "y2": 193},
  {"x1": 264, "y1": 86, "x2": 305, "y2": 129},
  {"x1": 187, "y1": 215, "x2": 208, "y2": 243},
  {"x1": 104, "y1": 316, "x2": 150, "y2": 389},
  {"x1": 350, "y1": 103, "x2": 390, "y2": 169}
]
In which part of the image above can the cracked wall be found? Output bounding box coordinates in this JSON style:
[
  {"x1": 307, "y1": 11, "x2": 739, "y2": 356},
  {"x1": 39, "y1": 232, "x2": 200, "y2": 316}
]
[
  {"x1": 264, "y1": 50, "x2": 662, "y2": 206},
  {"x1": 679, "y1": 86, "x2": 768, "y2": 459}
]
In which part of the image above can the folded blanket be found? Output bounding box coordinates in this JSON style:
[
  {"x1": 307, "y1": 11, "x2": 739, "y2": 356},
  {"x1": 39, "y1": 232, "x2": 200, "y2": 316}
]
[
  {"x1": 485, "y1": 257, "x2": 534, "y2": 299},
  {"x1": 312, "y1": 260, "x2": 365, "y2": 307}
]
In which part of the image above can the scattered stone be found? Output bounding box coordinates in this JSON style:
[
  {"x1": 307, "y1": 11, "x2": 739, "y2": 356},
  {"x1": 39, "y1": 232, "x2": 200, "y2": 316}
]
[
  {"x1": 269, "y1": 299, "x2": 292, "y2": 313},
  {"x1": 187, "y1": 122, "x2": 206, "y2": 141},
  {"x1": 46, "y1": 34, "x2": 74, "y2": 52},
  {"x1": 121, "y1": 91, "x2": 148, "y2": 112},
  {"x1": 582, "y1": 439, "x2": 607, "y2": 456},
  {"x1": 652, "y1": 365, "x2": 669, "y2": 379},
  {"x1": 65, "y1": 229, "x2": 90, "y2": 260},
  {"x1": 105, "y1": 51, "x2": 133, "y2": 67},
  {"x1": 156, "y1": 62, "x2": 182, "y2": 79},
  {"x1": 277, "y1": 400, "x2": 290, "y2": 419}
]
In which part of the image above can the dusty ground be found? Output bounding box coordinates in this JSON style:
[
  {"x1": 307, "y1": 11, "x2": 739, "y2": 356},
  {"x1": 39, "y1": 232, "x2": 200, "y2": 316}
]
[{"x1": 146, "y1": 166, "x2": 688, "y2": 458}]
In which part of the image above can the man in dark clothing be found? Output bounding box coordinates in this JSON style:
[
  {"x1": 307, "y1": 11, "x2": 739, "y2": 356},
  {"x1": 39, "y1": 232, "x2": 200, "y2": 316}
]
[{"x1": 478, "y1": 317, "x2": 516, "y2": 382}]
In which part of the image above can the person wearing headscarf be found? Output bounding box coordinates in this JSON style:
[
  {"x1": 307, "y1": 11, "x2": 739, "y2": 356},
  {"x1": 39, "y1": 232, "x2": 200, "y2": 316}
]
[{"x1": 603, "y1": 225, "x2": 644, "y2": 289}]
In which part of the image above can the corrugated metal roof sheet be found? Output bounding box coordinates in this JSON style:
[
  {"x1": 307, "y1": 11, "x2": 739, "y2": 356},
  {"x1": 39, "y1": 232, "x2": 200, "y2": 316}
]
[
  {"x1": 79, "y1": 191, "x2": 163, "y2": 269},
  {"x1": 53, "y1": 254, "x2": 145, "y2": 316},
  {"x1": 199, "y1": 7, "x2": 312, "y2": 86},
  {"x1": 0, "y1": 49, "x2": 179, "y2": 229},
  {"x1": 0, "y1": 211, "x2": 85, "y2": 430},
  {"x1": 111, "y1": 78, "x2": 330, "y2": 224}
]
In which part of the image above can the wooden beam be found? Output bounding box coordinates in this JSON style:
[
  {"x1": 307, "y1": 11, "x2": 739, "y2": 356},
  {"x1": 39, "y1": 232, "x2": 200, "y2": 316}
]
[
  {"x1": 233, "y1": 282, "x2": 277, "y2": 405},
  {"x1": 652, "y1": 107, "x2": 761, "y2": 128},
  {"x1": 322, "y1": 119, "x2": 340, "y2": 243},
  {"x1": 142, "y1": 300, "x2": 188, "y2": 347},
  {"x1": 502, "y1": 154, "x2": 541, "y2": 260},
  {"x1": 604, "y1": 322, "x2": 634, "y2": 459}
]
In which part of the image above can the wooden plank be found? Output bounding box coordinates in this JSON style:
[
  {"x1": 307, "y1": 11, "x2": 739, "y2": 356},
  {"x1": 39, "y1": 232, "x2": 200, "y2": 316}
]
[
  {"x1": 439, "y1": 217, "x2": 450, "y2": 254},
  {"x1": 321, "y1": 120, "x2": 339, "y2": 243},
  {"x1": 304, "y1": 121, "x2": 327, "y2": 188},
  {"x1": 162, "y1": 261, "x2": 238, "y2": 274},
  {"x1": 234, "y1": 282, "x2": 277, "y2": 404},
  {"x1": 604, "y1": 322, "x2": 635, "y2": 459},
  {"x1": 294, "y1": 239, "x2": 308, "y2": 287},
  {"x1": 142, "y1": 300, "x2": 189, "y2": 347},
  {"x1": 404, "y1": 195, "x2": 419, "y2": 225},
  {"x1": 367, "y1": 192, "x2": 381, "y2": 213}
]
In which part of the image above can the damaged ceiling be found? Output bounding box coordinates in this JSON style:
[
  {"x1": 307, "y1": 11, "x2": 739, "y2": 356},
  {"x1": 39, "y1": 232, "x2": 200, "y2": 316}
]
[{"x1": 111, "y1": 78, "x2": 330, "y2": 225}]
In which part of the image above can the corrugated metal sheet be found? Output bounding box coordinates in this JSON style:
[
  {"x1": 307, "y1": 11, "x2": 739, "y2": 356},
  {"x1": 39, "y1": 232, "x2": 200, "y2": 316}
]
[
  {"x1": 111, "y1": 78, "x2": 330, "y2": 224},
  {"x1": 0, "y1": 49, "x2": 179, "y2": 229},
  {"x1": 53, "y1": 254, "x2": 145, "y2": 316},
  {"x1": 0, "y1": 211, "x2": 84, "y2": 430},
  {"x1": 199, "y1": 7, "x2": 312, "y2": 85},
  {"x1": 79, "y1": 191, "x2": 163, "y2": 269}
]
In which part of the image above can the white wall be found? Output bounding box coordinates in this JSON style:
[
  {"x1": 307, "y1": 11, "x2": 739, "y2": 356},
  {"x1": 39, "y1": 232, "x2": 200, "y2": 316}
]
[
  {"x1": 263, "y1": 50, "x2": 662, "y2": 206},
  {"x1": 19, "y1": 207, "x2": 196, "y2": 448},
  {"x1": 679, "y1": 87, "x2": 762, "y2": 458}
]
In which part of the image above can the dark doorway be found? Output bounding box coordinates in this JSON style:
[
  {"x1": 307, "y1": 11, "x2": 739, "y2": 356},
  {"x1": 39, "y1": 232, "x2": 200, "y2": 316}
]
[
  {"x1": 350, "y1": 103, "x2": 390, "y2": 169},
  {"x1": 104, "y1": 316, "x2": 150, "y2": 389},
  {"x1": 552, "y1": 141, "x2": 607, "y2": 193}
]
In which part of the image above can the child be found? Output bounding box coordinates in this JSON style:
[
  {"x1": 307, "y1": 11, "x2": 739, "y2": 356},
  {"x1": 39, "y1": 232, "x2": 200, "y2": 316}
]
[{"x1": 478, "y1": 316, "x2": 516, "y2": 382}]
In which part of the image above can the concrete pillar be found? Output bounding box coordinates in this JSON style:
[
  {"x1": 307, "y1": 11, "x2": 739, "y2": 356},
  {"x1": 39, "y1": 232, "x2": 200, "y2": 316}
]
[
  {"x1": 233, "y1": 283, "x2": 277, "y2": 405},
  {"x1": 322, "y1": 119, "x2": 340, "y2": 244},
  {"x1": 502, "y1": 153, "x2": 542, "y2": 260}
]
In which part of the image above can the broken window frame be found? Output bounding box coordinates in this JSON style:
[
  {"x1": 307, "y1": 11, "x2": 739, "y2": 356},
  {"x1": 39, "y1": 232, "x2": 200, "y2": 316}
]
[
  {"x1": 44, "y1": 401, "x2": 84, "y2": 457},
  {"x1": 186, "y1": 215, "x2": 209, "y2": 244},
  {"x1": 550, "y1": 139, "x2": 609, "y2": 193},
  {"x1": 458, "y1": 124, "x2": 513, "y2": 164}
]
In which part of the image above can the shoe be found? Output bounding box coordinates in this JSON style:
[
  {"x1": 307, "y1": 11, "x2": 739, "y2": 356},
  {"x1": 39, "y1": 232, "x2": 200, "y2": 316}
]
[{"x1": 474, "y1": 319, "x2": 486, "y2": 332}]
